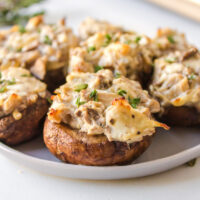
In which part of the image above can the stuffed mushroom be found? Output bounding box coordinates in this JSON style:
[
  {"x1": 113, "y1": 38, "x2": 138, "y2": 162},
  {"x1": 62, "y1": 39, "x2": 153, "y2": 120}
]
[
  {"x1": 69, "y1": 31, "x2": 154, "y2": 85},
  {"x1": 0, "y1": 67, "x2": 49, "y2": 145},
  {"x1": 44, "y1": 70, "x2": 168, "y2": 166},
  {"x1": 0, "y1": 16, "x2": 78, "y2": 91},
  {"x1": 149, "y1": 47, "x2": 200, "y2": 126}
]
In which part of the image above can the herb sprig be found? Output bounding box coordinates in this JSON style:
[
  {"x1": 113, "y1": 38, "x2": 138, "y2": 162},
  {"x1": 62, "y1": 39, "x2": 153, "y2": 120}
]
[
  {"x1": 117, "y1": 89, "x2": 127, "y2": 97},
  {"x1": 0, "y1": 0, "x2": 45, "y2": 26},
  {"x1": 76, "y1": 97, "x2": 86, "y2": 107},
  {"x1": 94, "y1": 65, "x2": 104, "y2": 73},
  {"x1": 74, "y1": 83, "x2": 88, "y2": 92},
  {"x1": 128, "y1": 97, "x2": 140, "y2": 108},
  {"x1": 89, "y1": 90, "x2": 98, "y2": 101}
]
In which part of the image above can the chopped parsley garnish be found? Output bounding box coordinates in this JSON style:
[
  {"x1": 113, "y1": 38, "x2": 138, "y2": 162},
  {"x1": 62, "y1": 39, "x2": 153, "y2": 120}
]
[
  {"x1": 94, "y1": 65, "x2": 104, "y2": 73},
  {"x1": 114, "y1": 72, "x2": 121, "y2": 78},
  {"x1": 128, "y1": 97, "x2": 140, "y2": 108},
  {"x1": 186, "y1": 158, "x2": 196, "y2": 167},
  {"x1": 89, "y1": 90, "x2": 98, "y2": 101},
  {"x1": 151, "y1": 63, "x2": 155, "y2": 68},
  {"x1": 74, "y1": 83, "x2": 88, "y2": 92},
  {"x1": 117, "y1": 89, "x2": 127, "y2": 97},
  {"x1": 47, "y1": 97, "x2": 53, "y2": 104},
  {"x1": 0, "y1": 72, "x2": 2, "y2": 79},
  {"x1": 16, "y1": 48, "x2": 22, "y2": 52},
  {"x1": 165, "y1": 57, "x2": 176, "y2": 63},
  {"x1": 87, "y1": 46, "x2": 96, "y2": 52},
  {"x1": 106, "y1": 34, "x2": 112, "y2": 41},
  {"x1": 7, "y1": 78, "x2": 16, "y2": 85},
  {"x1": 44, "y1": 35, "x2": 52, "y2": 45},
  {"x1": 75, "y1": 97, "x2": 86, "y2": 107},
  {"x1": 0, "y1": 86, "x2": 7, "y2": 93},
  {"x1": 167, "y1": 35, "x2": 175, "y2": 44},
  {"x1": 103, "y1": 34, "x2": 112, "y2": 46},
  {"x1": 188, "y1": 73, "x2": 196, "y2": 80},
  {"x1": 21, "y1": 74, "x2": 32, "y2": 77},
  {"x1": 37, "y1": 28, "x2": 41, "y2": 33},
  {"x1": 19, "y1": 26, "x2": 26, "y2": 34},
  {"x1": 134, "y1": 36, "x2": 141, "y2": 44}
]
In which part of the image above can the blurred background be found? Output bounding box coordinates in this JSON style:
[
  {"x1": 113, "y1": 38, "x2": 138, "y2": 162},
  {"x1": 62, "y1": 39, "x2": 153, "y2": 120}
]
[{"x1": 1, "y1": 0, "x2": 200, "y2": 27}]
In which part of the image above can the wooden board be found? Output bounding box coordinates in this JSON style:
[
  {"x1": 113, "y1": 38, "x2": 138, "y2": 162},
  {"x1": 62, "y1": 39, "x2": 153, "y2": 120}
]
[{"x1": 148, "y1": 0, "x2": 200, "y2": 22}]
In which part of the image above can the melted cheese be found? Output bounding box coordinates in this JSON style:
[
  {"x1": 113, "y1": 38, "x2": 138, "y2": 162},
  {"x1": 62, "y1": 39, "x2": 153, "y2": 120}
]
[
  {"x1": 0, "y1": 67, "x2": 47, "y2": 117},
  {"x1": 150, "y1": 50, "x2": 200, "y2": 111},
  {"x1": 149, "y1": 28, "x2": 191, "y2": 58},
  {"x1": 48, "y1": 70, "x2": 165, "y2": 143},
  {"x1": 69, "y1": 32, "x2": 152, "y2": 80},
  {"x1": 78, "y1": 17, "x2": 124, "y2": 39},
  {"x1": 0, "y1": 16, "x2": 78, "y2": 79},
  {"x1": 105, "y1": 99, "x2": 167, "y2": 143}
]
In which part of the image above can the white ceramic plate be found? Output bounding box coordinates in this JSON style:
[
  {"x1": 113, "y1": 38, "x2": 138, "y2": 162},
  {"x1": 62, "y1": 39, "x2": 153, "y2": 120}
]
[
  {"x1": 0, "y1": 127, "x2": 200, "y2": 180},
  {"x1": 0, "y1": 0, "x2": 200, "y2": 180}
]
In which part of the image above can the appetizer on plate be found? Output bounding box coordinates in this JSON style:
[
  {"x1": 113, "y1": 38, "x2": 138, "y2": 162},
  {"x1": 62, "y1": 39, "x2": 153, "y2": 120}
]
[
  {"x1": 0, "y1": 15, "x2": 78, "y2": 91},
  {"x1": 44, "y1": 70, "x2": 168, "y2": 166},
  {"x1": 0, "y1": 67, "x2": 49, "y2": 145},
  {"x1": 71, "y1": 18, "x2": 192, "y2": 87},
  {"x1": 69, "y1": 31, "x2": 153, "y2": 85},
  {"x1": 150, "y1": 47, "x2": 200, "y2": 126}
]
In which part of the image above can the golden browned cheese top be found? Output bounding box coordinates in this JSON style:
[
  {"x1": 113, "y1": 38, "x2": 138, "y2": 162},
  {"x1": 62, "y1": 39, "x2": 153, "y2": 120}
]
[
  {"x1": 0, "y1": 16, "x2": 78, "y2": 80},
  {"x1": 69, "y1": 31, "x2": 153, "y2": 81},
  {"x1": 0, "y1": 67, "x2": 47, "y2": 119},
  {"x1": 78, "y1": 17, "x2": 124, "y2": 40},
  {"x1": 48, "y1": 70, "x2": 168, "y2": 143},
  {"x1": 150, "y1": 48, "x2": 200, "y2": 112}
]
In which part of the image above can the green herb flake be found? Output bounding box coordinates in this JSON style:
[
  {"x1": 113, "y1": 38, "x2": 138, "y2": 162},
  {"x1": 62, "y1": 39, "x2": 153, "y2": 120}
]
[
  {"x1": 33, "y1": 11, "x2": 45, "y2": 17},
  {"x1": 186, "y1": 158, "x2": 197, "y2": 167},
  {"x1": 87, "y1": 46, "x2": 96, "y2": 52},
  {"x1": 16, "y1": 48, "x2": 22, "y2": 52},
  {"x1": 0, "y1": 86, "x2": 7, "y2": 93},
  {"x1": 7, "y1": 78, "x2": 16, "y2": 85},
  {"x1": 89, "y1": 90, "x2": 98, "y2": 101},
  {"x1": 165, "y1": 57, "x2": 176, "y2": 63},
  {"x1": 0, "y1": 72, "x2": 2, "y2": 79},
  {"x1": 21, "y1": 74, "x2": 32, "y2": 77},
  {"x1": 167, "y1": 35, "x2": 175, "y2": 44},
  {"x1": 19, "y1": 26, "x2": 26, "y2": 34},
  {"x1": 74, "y1": 83, "x2": 88, "y2": 92},
  {"x1": 106, "y1": 34, "x2": 112, "y2": 41},
  {"x1": 44, "y1": 35, "x2": 52, "y2": 45},
  {"x1": 114, "y1": 72, "x2": 121, "y2": 78},
  {"x1": 134, "y1": 36, "x2": 141, "y2": 44},
  {"x1": 94, "y1": 65, "x2": 104, "y2": 73},
  {"x1": 128, "y1": 97, "x2": 140, "y2": 108},
  {"x1": 103, "y1": 34, "x2": 112, "y2": 46},
  {"x1": 117, "y1": 89, "x2": 127, "y2": 97},
  {"x1": 75, "y1": 97, "x2": 86, "y2": 107},
  {"x1": 47, "y1": 97, "x2": 53, "y2": 104},
  {"x1": 188, "y1": 73, "x2": 196, "y2": 80}
]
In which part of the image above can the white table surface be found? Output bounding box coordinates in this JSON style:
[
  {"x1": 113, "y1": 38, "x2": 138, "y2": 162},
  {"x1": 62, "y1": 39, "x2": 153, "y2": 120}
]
[{"x1": 1, "y1": 0, "x2": 200, "y2": 199}]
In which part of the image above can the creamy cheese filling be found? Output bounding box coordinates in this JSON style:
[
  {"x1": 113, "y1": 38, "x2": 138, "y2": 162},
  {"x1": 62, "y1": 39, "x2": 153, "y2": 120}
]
[
  {"x1": 78, "y1": 17, "x2": 124, "y2": 40},
  {"x1": 69, "y1": 31, "x2": 152, "y2": 81},
  {"x1": 150, "y1": 49, "x2": 200, "y2": 112},
  {"x1": 0, "y1": 67, "x2": 47, "y2": 118},
  {"x1": 48, "y1": 70, "x2": 168, "y2": 143},
  {"x1": 149, "y1": 28, "x2": 191, "y2": 58},
  {"x1": 0, "y1": 16, "x2": 78, "y2": 80}
]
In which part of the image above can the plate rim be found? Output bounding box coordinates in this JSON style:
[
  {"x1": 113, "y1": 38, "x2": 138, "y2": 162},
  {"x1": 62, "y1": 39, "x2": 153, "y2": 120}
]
[{"x1": 0, "y1": 141, "x2": 200, "y2": 180}]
